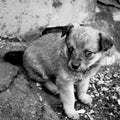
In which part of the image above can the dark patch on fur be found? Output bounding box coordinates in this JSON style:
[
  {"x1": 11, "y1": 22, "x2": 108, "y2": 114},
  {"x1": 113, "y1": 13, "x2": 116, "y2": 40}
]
[
  {"x1": 61, "y1": 25, "x2": 74, "y2": 37},
  {"x1": 98, "y1": 33, "x2": 113, "y2": 51},
  {"x1": 42, "y1": 26, "x2": 64, "y2": 35}
]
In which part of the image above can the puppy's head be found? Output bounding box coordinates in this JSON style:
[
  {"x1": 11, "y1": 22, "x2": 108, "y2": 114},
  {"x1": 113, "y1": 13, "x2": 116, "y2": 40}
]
[{"x1": 62, "y1": 25, "x2": 113, "y2": 72}]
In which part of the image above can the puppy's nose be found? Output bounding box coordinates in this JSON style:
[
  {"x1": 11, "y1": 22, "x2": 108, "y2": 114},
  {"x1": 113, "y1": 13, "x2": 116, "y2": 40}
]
[{"x1": 71, "y1": 62, "x2": 80, "y2": 70}]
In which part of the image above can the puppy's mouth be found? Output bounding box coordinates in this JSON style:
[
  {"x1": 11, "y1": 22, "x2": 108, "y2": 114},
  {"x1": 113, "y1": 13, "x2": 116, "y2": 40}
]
[{"x1": 68, "y1": 60, "x2": 99, "y2": 74}]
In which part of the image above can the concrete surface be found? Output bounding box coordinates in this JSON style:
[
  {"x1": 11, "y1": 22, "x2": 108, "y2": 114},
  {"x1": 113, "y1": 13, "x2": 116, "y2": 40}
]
[{"x1": 0, "y1": 0, "x2": 95, "y2": 38}]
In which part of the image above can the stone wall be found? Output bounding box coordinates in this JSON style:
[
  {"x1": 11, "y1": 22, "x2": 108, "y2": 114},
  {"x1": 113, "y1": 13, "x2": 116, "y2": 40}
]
[{"x1": 0, "y1": 0, "x2": 95, "y2": 38}]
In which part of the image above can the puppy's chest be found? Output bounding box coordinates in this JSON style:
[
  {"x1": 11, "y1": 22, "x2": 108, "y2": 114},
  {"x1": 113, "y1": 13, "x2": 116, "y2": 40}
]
[
  {"x1": 59, "y1": 69, "x2": 83, "y2": 83},
  {"x1": 59, "y1": 67, "x2": 97, "y2": 84}
]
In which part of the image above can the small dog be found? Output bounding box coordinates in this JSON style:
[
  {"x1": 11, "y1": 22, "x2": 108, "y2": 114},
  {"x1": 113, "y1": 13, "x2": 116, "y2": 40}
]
[{"x1": 23, "y1": 24, "x2": 120, "y2": 119}]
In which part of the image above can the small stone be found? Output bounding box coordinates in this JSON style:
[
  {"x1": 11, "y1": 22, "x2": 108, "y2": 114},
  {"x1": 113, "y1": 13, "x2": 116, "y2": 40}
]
[
  {"x1": 112, "y1": 96, "x2": 117, "y2": 100},
  {"x1": 102, "y1": 87, "x2": 108, "y2": 91},
  {"x1": 57, "y1": 112, "x2": 61, "y2": 115},
  {"x1": 113, "y1": 12, "x2": 120, "y2": 21},
  {"x1": 97, "y1": 80, "x2": 104, "y2": 85},
  {"x1": 39, "y1": 95, "x2": 43, "y2": 101},
  {"x1": 117, "y1": 99, "x2": 120, "y2": 105},
  {"x1": 85, "y1": 113, "x2": 94, "y2": 120},
  {"x1": 95, "y1": 93, "x2": 99, "y2": 97},
  {"x1": 65, "y1": 116, "x2": 68, "y2": 119},
  {"x1": 115, "y1": 86, "x2": 120, "y2": 93},
  {"x1": 90, "y1": 94, "x2": 95, "y2": 98},
  {"x1": 113, "y1": 73, "x2": 118, "y2": 77},
  {"x1": 89, "y1": 110, "x2": 95, "y2": 114},
  {"x1": 38, "y1": 87, "x2": 42, "y2": 90},
  {"x1": 37, "y1": 93, "x2": 43, "y2": 101},
  {"x1": 78, "y1": 109, "x2": 86, "y2": 114},
  {"x1": 105, "y1": 74, "x2": 112, "y2": 80},
  {"x1": 36, "y1": 82, "x2": 41, "y2": 87}
]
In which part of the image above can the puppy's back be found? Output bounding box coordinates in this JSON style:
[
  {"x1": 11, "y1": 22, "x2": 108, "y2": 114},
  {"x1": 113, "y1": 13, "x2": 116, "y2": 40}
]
[
  {"x1": 31, "y1": 33, "x2": 62, "y2": 52},
  {"x1": 24, "y1": 33, "x2": 65, "y2": 76}
]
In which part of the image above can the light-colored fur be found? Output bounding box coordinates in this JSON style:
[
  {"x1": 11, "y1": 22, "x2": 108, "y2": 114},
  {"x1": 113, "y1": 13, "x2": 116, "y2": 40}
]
[
  {"x1": 23, "y1": 25, "x2": 120, "y2": 119},
  {"x1": 100, "y1": 46, "x2": 120, "y2": 66}
]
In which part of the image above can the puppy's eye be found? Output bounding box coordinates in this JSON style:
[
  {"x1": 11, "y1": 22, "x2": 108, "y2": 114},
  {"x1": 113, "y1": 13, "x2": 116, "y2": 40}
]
[
  {"x1": 68, "y1": 47, "x2": 74, "y2": 54},
  {"x1": 84, "y1": 50, "x2": 94, "y2": 58}
]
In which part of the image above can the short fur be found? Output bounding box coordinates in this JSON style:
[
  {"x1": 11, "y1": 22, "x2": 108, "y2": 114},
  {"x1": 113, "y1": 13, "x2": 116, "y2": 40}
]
[{"x1": 23, "y1": 25, "x2": 120, "y2": 119}]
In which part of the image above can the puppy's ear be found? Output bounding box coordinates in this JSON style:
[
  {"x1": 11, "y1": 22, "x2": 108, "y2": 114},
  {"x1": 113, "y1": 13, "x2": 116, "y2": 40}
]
[
  {"x1": 61, "y1": 25, "x2": 73, "y2": 37},
  {"x1": 99, "y1": 33, "x2": 113, "y2": 51}
]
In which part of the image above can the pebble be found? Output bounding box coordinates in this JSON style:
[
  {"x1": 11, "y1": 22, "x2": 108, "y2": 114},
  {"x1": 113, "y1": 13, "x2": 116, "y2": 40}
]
[
  {"x1": 113, "y1": 73, "x2": 118, "y2": 78},
  {"x1": 38, "y1": 87, "x2": 42, "y2": 90},
  {"x1": 37, "y1": 93, "x2": 43, "y2": 101},
  {"x1": 78, "y1": 109, "x2": 86, "y2": 114},
  {"x1": 102, "y1": 87, "x2": 108, "y2": 91},
  {"x1": 36, "y1": 82, "x2": 41, "y2": 87},
  {"x1": 117, "y1": 99, "x2": 120, "y2": 105},
  {"x1": 97, "y1": 80, "x2": 104, "y2": 85}
]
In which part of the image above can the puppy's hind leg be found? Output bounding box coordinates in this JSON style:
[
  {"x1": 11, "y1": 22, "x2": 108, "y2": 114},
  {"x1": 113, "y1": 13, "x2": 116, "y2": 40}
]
[
  {"x1": 23, "y1": 47, "x2": 48, "y2": 82},
  {"x1": 44, "y1": 81, "x2": 59, "y2": 95}
]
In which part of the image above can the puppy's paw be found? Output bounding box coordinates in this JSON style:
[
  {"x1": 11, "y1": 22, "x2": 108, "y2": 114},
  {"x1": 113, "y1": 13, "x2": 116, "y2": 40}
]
[
  {"x1": 66, "y1": 110, "x2": 80, "y2": 120},
  {"x1": 79, "y1": 93, "x2": 92, "y2": 105}
]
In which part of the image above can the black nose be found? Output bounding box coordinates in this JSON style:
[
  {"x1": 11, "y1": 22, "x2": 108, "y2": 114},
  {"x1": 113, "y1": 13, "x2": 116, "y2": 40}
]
[{"x1": 71, "y1": 62, "x2": 80, "y2": 70}]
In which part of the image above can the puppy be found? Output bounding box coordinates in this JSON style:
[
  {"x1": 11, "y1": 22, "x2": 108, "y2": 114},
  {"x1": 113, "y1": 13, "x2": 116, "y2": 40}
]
[{"x1": 23, "y1": 24, "x2": 120, "y2": 119}]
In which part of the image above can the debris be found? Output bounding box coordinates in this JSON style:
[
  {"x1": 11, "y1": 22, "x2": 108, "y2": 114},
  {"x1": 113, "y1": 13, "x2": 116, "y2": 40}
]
[
  {"x1": 113, "y1": 12, "x2": 120, "y2": 21},
  {"x1": 78, "y1": 109, "x2": 86, "y2": 114},
  {"x1": 36, "y1": 82, "x2": 41, "y2": 87},
  {"x1": 85, "y1": 113, "x2": 94, "y2": 120},
  {"x1": 117, "y1": 99, "x2": 120, "y2": 105}
]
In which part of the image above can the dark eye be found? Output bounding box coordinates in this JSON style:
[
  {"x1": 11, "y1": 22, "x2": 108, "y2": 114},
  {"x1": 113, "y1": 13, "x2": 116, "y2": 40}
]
[
  {"x1": 84, "y1": 50, "x2": 94, "y2": 58},
  {"x1": 68, "y1": 46, "x2": 74, "y2": 54}
]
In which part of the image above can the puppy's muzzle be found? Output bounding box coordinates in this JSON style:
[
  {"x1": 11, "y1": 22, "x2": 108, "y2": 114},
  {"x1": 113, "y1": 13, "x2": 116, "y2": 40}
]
[
  {"x1": 70, "y1": 61, "x2": 81, "y2": 71},
  {"x1": 71, "y1": 62, "x2": 80, "y2": 70}
]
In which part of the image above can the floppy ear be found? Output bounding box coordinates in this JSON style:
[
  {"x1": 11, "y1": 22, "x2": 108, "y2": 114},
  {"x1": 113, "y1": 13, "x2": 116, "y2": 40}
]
[
  {"x1": 99, "y1": 33, "x2": 113, "y2": 51},
  {"x1": 61, "y1": 24, "x2": 73, "y2": 37}
]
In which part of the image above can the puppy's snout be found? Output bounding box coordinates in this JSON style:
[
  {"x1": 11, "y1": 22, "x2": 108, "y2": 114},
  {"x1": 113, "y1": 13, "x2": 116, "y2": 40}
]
[{"x1": 71, "y1": 61, "x2": 81, "y2": 70}]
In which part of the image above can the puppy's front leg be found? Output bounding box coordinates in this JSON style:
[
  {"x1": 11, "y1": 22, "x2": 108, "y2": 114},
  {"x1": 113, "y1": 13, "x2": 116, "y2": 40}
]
[
  {"x1": 77, "y1": 78, "x2": 92, "y2": 105},
  {"x1": 56, "y1": 79, "x2": 79, "y2": 119}
]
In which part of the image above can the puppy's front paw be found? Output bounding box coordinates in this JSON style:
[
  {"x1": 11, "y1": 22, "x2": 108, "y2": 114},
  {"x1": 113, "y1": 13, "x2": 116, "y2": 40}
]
[
  {"x1": 79, "y1": 93, "x2": 92, "y2": 105},
  {"x1": 66, "y1": 110, "x2": 80, "y2": 120}
]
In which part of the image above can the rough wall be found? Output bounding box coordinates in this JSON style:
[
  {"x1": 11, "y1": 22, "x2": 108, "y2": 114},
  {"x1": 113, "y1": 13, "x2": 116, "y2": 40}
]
[{"x1": 0, "y1": 0, "x2": 95, "y2": 38}]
